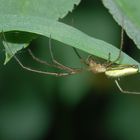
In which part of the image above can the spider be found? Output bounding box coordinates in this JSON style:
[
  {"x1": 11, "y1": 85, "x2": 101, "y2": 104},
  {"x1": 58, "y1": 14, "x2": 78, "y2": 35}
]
[{"x1": 1, "y1": 26, "x2": 139, "y2": 94}]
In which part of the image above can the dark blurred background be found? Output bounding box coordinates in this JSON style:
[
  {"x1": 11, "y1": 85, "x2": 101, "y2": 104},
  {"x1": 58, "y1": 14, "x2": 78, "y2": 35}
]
[{"x1": 1, "y1": 0, "x2": 140, "y2": 140}]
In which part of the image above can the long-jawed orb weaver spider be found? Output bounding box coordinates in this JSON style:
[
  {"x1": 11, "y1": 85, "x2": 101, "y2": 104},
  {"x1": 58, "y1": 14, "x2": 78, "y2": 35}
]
[{"x1": 1, "y1": 25, "x2": 139, "y2": 94}]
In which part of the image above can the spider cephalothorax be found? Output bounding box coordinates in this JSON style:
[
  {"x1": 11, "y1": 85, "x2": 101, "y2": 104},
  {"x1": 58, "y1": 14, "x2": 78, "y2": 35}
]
[{"x1": 86, "y1": 56, "x2": 106, "y2": 73}]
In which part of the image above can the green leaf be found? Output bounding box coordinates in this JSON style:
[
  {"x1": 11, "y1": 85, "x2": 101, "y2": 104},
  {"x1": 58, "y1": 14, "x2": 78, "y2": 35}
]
[
  {"x1": 0, "y1": 0, "x2": 80, "y2": 20},
  {"x1": 2, "y1": 41, "x2": 28, "y2": 64},
  {"x1": 1, "y1": 31, "x2": 37, "y2": 64},
  {"x1": 0, "y1": 0, "x2": 81, "y2": 63},
  {"x1": 102, "y1": 0, "x2": 140, "y2": 49},
  {"x1": 0, "y1": 0, "x2": 139, "y2": 65},
  {"x1": 1, "y1": 15, "x2": 140, "y2": 67}
]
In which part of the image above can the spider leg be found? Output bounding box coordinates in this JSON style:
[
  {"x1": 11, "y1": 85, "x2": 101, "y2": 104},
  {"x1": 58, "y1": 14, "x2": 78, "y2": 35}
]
[
  {"x1": 48, "y1": 35, "x2": 79, "y2": 73},
  {"x1": 112, "y1": 25, "x2": 124, "y2": 64},
  {"x1": 73, "y1": 47, "x2": 88, "y2": 66},
  {"x1": 28, "y1": 49, "x2": 52, "y2": 66},
  {"x1": 104, "y1": 52, "x2": 111, "y2": 66},
  {"x1": 73, "y1": 47, "x2": 82, "y2": 60},
  {"x1": 106, "y1": 18, "x2": 124, "y2": 67},
  {"x1": 28, "y1": 46, "x2": 81, "y2": 74},
  {"x1": 107, "y1": 52, "x2": 111, "y2": 63},
  {"x1": 1, "y1": 32, "x2": 81, "y2": 76},
  {"x1": 115, "y1": 79, "x2": 140, "y2": 94},
  {"x1": 14, "y1": 55, "x2": 79, "y2": 76}
]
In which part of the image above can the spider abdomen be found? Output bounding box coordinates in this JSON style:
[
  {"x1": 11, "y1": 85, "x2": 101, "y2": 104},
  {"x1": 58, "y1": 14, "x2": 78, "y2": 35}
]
[{"x1": 105, "y1": 65, "x2": 139, "y2": 78}]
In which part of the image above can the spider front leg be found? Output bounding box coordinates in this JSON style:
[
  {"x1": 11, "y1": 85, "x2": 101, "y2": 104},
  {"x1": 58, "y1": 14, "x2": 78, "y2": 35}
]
[
  {"x1": 48, "y1": 36, "x2": 80, "y2": 74},
  {"x1": 12, "y1": 54, "x2": 80, "y2": 77},
  {"x1": 28, "y1": 48, "x2": 81, "y2": 75},
  {"x1": 2, "y1": 32, "x2": 81, "y2": 76},
  {"x1": 27, "y1": 36, "x2": 81, "y2": 75},
  {"x1": 28, "y1": 49, "x2": 52, "y2": 66}
]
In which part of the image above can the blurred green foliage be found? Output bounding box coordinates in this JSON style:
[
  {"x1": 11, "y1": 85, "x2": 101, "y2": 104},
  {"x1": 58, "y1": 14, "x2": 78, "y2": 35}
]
[{"x1": 0, "y1": 0, "x2": 140, "y2": 140}]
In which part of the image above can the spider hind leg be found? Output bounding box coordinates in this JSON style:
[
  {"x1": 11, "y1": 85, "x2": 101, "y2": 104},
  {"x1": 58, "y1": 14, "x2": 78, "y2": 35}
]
[{"x1": 115, "y1": 79, "x2": 140, "y2": 94}]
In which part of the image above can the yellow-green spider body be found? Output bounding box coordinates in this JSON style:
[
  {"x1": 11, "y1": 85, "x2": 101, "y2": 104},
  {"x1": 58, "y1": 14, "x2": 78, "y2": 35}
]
[{"x1": 105, "y1": 64, "x2": 139, "y2": 78}]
